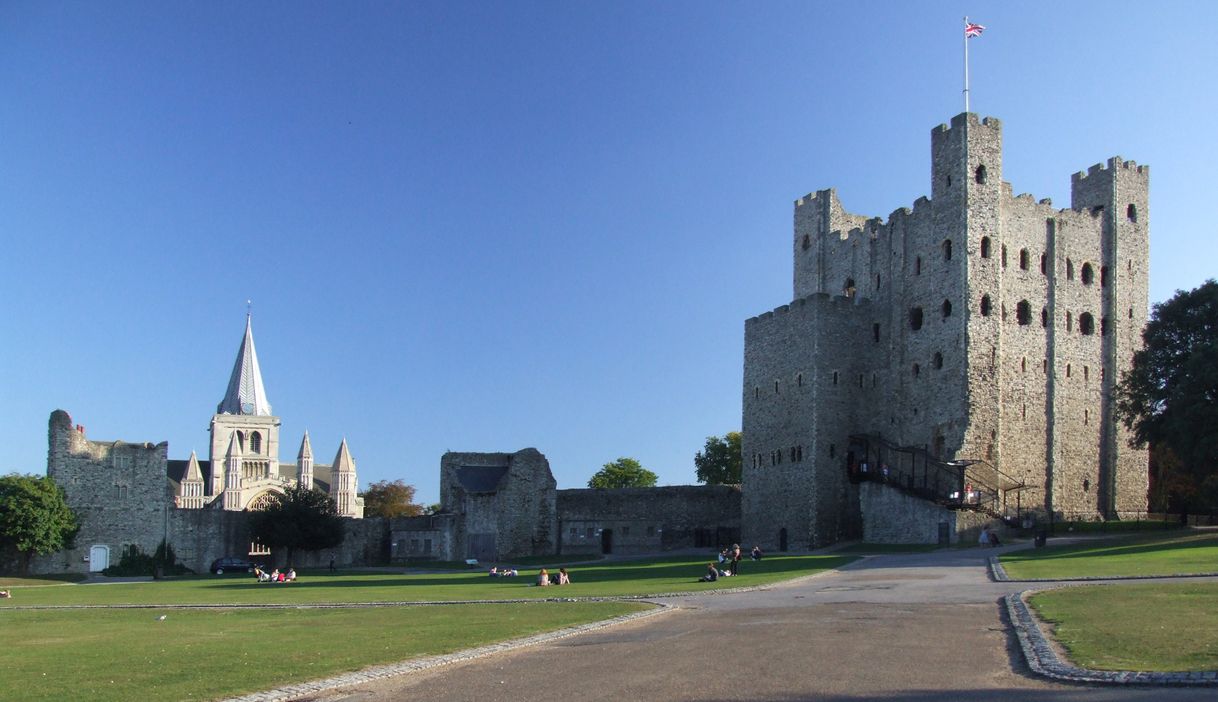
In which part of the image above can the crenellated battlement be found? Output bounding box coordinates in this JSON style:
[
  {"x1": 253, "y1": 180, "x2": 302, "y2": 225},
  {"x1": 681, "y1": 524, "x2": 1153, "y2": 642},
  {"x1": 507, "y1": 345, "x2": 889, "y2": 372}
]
[
  {"x1": 746, "y1": 292, "x2": 871, "y2": 326},
  {"x1": 1072, "y1": 156, "x2": 1150, "y2": 185}
]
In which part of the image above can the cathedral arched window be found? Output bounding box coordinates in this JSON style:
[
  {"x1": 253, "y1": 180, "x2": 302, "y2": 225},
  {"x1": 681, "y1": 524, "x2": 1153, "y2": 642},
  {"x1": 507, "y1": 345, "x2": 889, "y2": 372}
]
[{"x1": 249, "y1": 431, "x2": 262, "y2": 455}]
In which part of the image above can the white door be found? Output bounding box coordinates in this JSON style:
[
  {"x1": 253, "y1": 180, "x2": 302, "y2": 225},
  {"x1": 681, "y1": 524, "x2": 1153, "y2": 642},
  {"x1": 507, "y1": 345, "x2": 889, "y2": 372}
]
[{"x1": 88, "y1": 545, "x2": 109, "y2": 572}]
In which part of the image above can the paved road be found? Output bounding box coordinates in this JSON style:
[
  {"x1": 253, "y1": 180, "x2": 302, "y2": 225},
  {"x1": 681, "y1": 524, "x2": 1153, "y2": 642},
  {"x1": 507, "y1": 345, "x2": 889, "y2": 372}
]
[{"x1": 303, "y1": 546, "x2": 1214, "y2": 701}]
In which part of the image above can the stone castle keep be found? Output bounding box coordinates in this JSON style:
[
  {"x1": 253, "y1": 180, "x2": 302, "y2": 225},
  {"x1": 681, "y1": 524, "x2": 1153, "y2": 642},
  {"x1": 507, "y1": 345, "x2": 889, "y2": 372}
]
[
  {"x1": 26, "y1": 112, "x2": 1149, "y2": 574},
  {"x1": 742, "y1": 113, "x2": 1149, "y2": 550}
]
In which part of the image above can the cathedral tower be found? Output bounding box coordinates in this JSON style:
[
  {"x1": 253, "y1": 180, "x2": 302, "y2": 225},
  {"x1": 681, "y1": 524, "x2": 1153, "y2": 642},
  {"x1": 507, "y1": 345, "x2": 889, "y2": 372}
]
[{"x1": 209, "y1": 314, "x2": 281, "y2": 497}]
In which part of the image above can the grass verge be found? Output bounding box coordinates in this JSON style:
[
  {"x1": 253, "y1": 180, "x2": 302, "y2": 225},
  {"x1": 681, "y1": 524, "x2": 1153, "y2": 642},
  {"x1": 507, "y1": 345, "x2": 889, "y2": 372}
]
[
  {"x1": 1028, "y1": 582, "x2": 1218, "y2": 672},
  {"x1": 0, "y1": 601, "x2": 647, "y2": 702},
  {"x1": 999, "y1": 532, "x2": 1218, "y2": 580},
  {"x1": 0, "y1": 574, "x2": 87, "y2": 587},
  {"x1": 0, "y1": 554, "x2": 851, "y2": 606}
]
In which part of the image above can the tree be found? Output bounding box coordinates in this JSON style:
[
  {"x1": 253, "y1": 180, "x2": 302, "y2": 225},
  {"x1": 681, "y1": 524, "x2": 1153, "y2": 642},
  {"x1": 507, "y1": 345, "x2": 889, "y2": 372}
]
[
  {"x1": 248, "y1": 485, "x2": 345, "y2": 566},
  {"x1": 1115, "y1": 280, "x2": 1218, "y2": 510},
  {"x1": 0, "y1": 474, "x2": 79, "y2": 574},
  {"x1": 588, "y1": 457, "x2": 658, "y2": 489},
  {"x1": 360, "y1": 479, "x2": 424, "y2": 518},
  {"x1": 694, "y1": 432, "x2": 743, "y2": 485}
]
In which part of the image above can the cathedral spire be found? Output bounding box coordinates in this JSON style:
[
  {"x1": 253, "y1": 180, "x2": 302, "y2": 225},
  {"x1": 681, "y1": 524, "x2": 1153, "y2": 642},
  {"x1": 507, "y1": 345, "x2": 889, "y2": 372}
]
[{"x1": 217, "y1": 313, "x2": 272, "y2": 416}]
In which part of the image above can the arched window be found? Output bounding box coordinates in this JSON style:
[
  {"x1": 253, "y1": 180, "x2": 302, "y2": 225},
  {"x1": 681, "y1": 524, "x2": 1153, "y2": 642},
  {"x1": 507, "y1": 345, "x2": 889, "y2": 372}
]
[
  {"x1": 249, "y1": 431, "x2": 262, "y2": 455},
  {"x1": 975, "y1": 164, "x2": 987, "y2": 184},
  {"x1": 1079, "y1": 312, "x2": 1095, "y2": 335},
  {"x1": 1081, "y1": 263, "x2": 1094, "y2": 285},
  {"x1": 980, "y1": 295, "x2": 992, "y2": 317},
  {"x1": 933, "y1": 352, "x2": 943, "y2": 369},
  {"x1": 942, "y1": 299, "x2": 953, "y2": 319},
  {"x1": 909, "y1": 307, "x2": 924, "y2": 331},
  {"x1": 1019, "y1": 249, "x2": 1029, "y2": 270},
  {"x1": 1127, "y1": 203, "x2": 1138, "y2": 222},
  {"x1": 1016, "y1": 300, "x2": 1031, "y2": 325},
  {"x1": 1067, "y1": 259, "x2": 1074, "y2": 280},
  {"x1": 980, "y1": 236, "x2": 991, "y2": 258},
  {"x1": 943, "y1": 239, "x2": 953, "y2": 260},
  {"x1": 801, "y1": 233, "x2": 811, "y2": 250}
]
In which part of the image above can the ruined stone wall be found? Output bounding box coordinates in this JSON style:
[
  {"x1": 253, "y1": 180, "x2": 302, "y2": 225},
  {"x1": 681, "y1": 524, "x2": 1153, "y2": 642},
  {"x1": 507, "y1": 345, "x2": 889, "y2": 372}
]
[
  {"x1": 859, "y1": 482, "x2": 1003, "y2": 545},
  {"x1": 439, "y1": 449, "x2": 557, "y2": 560},
  {"x1": 557, "y1": 485, "x2": 740, "y2": 555},
  {"x1": 390, "y1": 514, "x2": 457, "y2": 562}
]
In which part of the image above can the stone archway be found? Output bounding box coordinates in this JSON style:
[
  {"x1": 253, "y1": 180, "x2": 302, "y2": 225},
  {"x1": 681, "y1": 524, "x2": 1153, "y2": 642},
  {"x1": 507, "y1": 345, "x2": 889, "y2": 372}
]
[{"x1": 247, "y1": 490, "x2": 282, "y2": 511}]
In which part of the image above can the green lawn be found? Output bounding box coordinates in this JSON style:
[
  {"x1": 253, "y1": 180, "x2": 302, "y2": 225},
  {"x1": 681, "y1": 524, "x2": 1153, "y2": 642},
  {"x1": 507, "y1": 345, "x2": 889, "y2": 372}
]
[
  {"x1": 0, "y1": 574, "x2": 86, "y2": 587},
  {"x1": 999, "y1": 532, "x2": 1218, "y2": 580},
  {"x1": 0, "y1": 554, "x2": 850, "y2": 607},
  {"x1": 0, "y1": 601, "x2": 646, "y2": 702},
  {"x1": 1029, "y1": 582, "x2": 1218, "y2": 671}
]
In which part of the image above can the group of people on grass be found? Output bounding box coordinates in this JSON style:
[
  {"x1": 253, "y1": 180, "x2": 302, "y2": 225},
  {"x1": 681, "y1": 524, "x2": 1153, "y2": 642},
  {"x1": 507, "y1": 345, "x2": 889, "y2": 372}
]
[
  {"x1": 254, "y1": 567, "x2": 296, "y2": 583},
  {"x1": 487, "y1": 565, "x2": 572, "y2": 586},
  {"x1": 701, "y1": 543, "x2": 763, "y2": 581},
  {"x1": 487, "y1": 566, "x2": 519, "y2": 577}
]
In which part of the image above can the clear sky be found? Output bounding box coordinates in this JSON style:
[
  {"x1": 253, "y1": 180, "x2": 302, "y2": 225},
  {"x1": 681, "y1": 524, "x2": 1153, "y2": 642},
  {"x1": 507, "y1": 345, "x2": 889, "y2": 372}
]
[{"x1": 2, "y1": 1, "x2": 1215, "y2": 504}]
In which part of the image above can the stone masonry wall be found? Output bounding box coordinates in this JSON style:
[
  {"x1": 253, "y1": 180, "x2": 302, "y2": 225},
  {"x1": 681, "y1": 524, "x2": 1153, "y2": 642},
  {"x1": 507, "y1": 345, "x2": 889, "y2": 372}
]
[{"x1": 557, "y1": 485, "x2": 741, "y2": 555}]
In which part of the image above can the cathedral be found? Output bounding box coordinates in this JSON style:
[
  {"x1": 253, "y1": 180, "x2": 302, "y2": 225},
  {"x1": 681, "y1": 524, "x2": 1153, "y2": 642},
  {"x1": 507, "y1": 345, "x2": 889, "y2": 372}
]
[{"x1": 171, "y1": 314, "x2": 364, "y2": 517}]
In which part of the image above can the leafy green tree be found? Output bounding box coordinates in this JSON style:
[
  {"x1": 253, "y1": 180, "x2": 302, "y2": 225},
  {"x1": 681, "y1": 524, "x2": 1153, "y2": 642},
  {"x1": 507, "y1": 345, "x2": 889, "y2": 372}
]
[
  {"x1": 1116, "y1": 280, "x2": 1218, "y2": 510},
  {"x1": 588, "y1": 457, "x2": 658, "y2": 489},
  {"x1": 248, "y1": 485, "x2": 345, "y2": 566},
  {"x1": 0, "y1": 474, "x2": 79, "y2": 574},
  {"x1": 694, "y1": 432, "x2": 743, "y2": 485},
  {"x1": 360, "y1": 479, "x2": 424, "y2": 518}
]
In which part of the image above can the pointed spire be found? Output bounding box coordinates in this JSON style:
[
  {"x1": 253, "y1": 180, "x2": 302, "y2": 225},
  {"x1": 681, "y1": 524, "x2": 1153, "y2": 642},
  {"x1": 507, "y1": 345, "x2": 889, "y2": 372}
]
[
  {"x1": 298, "y1": 430, "x2": 313, "y2": 460},
  {"x1": 332, "y1": 438, "x2": 355, "y2": 473},
  {"x1": 225, "y1": 432, "x2": 242, "y2": 459},
  {"x1": 217, "y1": 313, "x2": 273, "y2": 416},
  {"x1": 185, "y1": 451, "x2": 203, "y2": 481}
]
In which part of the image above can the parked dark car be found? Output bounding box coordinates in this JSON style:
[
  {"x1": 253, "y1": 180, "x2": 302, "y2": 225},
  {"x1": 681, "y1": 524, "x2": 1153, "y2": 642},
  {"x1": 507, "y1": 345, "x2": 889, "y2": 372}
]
[{"x1": 210, "y1": 557, "x2": 259, "y2": 575}]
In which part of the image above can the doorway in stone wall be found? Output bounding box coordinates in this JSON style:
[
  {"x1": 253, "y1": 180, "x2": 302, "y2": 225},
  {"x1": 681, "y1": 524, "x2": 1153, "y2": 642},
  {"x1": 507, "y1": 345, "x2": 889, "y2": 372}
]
[
  {"x1": 466, "y1": 533, "x2": 496, "y2": 562},
  {"x1": 601, "y1": 529, "x2": 613, "y2": 554},
  {"x1": 778, "y1": 528, "x2": 788, "y2": 552},
  {"x1": 88, "y1": 545, "x2": 109, "y2": 572}
]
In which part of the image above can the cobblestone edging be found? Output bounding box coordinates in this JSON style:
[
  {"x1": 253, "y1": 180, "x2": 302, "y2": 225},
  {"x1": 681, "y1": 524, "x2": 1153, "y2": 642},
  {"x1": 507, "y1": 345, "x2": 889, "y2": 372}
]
[
  {"x1": 1005, "y1": 590, "x2": 1218, "y2": 686},
  {"x1": 218, "y1": 602, "x2": 675, "y2": 702},
  {"x1": 989, "y1": 556, "x2": 1218, "y2": 582}
]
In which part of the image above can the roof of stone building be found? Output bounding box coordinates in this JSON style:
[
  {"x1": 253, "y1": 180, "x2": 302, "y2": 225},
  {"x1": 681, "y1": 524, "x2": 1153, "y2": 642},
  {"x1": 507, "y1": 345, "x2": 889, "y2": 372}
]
[
  {"x1": 455, "y1": 465, "x2": 510, "y2": 493},
  {"x1": 217, "y1": 314, "x2": 273, "y2": 416},
  {"x1": 184, "y1": 451, "x2": 203, "y2": 481},
  {"x1": 298, "y1": 430, "x2": 313, "y2": 459},
  {"x1": 332, "y1": 438, "x2": 355, "y2": 473}
]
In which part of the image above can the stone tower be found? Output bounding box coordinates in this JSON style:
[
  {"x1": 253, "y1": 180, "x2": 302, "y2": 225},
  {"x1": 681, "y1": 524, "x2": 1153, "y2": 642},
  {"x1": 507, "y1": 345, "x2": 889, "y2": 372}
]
[
  {"x1": 331, "y1": 438, "x2": 362, "y2": 518},
  {"x1": 742, "y1": 113, "x2": 1149, "y2": 551},
  {"x1": 208, "y1": 314, "x2": 281, "y2": 497}
]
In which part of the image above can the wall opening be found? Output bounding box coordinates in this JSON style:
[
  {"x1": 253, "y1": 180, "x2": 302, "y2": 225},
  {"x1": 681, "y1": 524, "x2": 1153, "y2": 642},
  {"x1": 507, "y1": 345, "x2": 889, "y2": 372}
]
[
  {"x1": 943, "y1": 239, "x2": 953, "y2": 260},
  {"x1": 1081, "y1": 263, "x2": 1094, "y2": 285},
  {"x1": 1100, "y1": 266, "x2": 1108, "y2": 287},
  {"x1": 1001, "y1": 244, "x2": 1008, "y2": 268},
  {"x1": 1067, "y1": 259, "x2": 1074, "y2": 280},
  {"x1": 975, "y1": 164, "x2": 987, "y2": 184},
  {"x1": 980, "y1": 236, "x2": 991, "y2": 258},
  {"x1": 1079, "y1": 312, "x2": 1095, "y2": 335},
  {"x1": 909, "y1": 307, "x2": 924, "y2": 331},
  {"x1": 1040, "y1": 253, "x2": 1047, "y2": 275},
  {"x1": 1016, "y1": 300, "x2": 1031, "y2": 325},
  {"x1": 873, "y1": 323, "x2": 880, "y2": 343},
  {"x1": 1066, "y1": 311, "x2": 1073, "y2": 332},
  {"x1": 933, "y1": 352, "x2": 943, "y2": 369},
  {"x1": 915, "y1": 257, "x2": 922, "y2": 275},
  {"x1": 1127, "y1": 203, "x2": 1138, "y2": 222},
  {"x1": 801, "y1": 233, "x2": 811, "y2": 250},
  {"x1": 942, "y1": 299, "x2": 953, "y2": 318},
  {"x1": 1019, "y1": 249, "x2": 1029, "y2": 270},
  {"x1": 1041, "y1": 306, "x2": 1048, "y2": 328},
  {"x1": 980, "y1": 295, "x2": 992, "y2": 317}
]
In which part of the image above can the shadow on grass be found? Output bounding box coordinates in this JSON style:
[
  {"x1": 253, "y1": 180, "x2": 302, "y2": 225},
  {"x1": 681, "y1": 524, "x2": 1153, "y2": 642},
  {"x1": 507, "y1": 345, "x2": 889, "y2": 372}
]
[{"x1": 1002, "y1": 532, "x2": 1218, "y2": 564}]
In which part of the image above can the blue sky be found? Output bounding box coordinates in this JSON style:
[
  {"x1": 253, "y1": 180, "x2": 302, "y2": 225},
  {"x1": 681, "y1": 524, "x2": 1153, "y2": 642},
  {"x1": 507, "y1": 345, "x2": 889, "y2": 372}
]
[{"x1": 2, "y1": 2, "x2": 1215, "y2": 503}]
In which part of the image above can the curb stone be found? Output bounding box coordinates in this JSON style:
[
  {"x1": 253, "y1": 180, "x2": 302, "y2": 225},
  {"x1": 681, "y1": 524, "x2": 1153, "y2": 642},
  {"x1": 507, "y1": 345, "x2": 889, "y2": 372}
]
[
  {"x1": 1005, "y1": 590, "x2": 1218, "y2": 686},
  {"x1": 218, "y1": 601, "x2": 674, "y2": 702}
]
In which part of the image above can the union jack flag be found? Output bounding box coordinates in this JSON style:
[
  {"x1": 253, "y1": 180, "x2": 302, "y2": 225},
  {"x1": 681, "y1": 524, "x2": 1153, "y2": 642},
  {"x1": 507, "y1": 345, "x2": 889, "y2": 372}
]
[{"x1": 965, "y1": 22, "x2": 985, "y2": 38}]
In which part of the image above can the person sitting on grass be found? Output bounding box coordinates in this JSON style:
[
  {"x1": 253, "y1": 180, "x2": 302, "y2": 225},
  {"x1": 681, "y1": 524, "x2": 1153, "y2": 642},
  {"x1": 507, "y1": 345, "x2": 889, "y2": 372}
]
[
  {"x1": 699, "y1": 563, "x2": 719, "y2": 582},
  {"x1": 286, "y1": 568, "x2": 297, "y2": 582},
  {"x1": 0, "y1": 590, "x2": 11, "y2": 598},
  {"x1": 751, "y1": 545, "x2": 763, "y2": 561},
  {"x1": 558, "y1": 567, "x2": 571, "y2": 585},
  {"x1": 270, "y1": 568, "x2": 281, "y2": 582},
  {"x1": 489, "y1": 566, "x2": 499, "y2": 577},
  {"x1": 537, "y1": 568, "x2": 551, "y2": 586}
]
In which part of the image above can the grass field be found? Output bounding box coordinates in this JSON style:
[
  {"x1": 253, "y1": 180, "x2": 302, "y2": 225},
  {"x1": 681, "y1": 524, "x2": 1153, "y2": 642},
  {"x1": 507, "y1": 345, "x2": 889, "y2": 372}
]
[
  {"x1": 1029, "y1": 582, "x2": 1218, "y2": 671},
  {"x1": 0, "y1": 554, "x2": 848, "y2": 701},
  {"x1": 0, "y1": 554, "x2": 851, "y2": 607},
  {"x1": 999, "y1": 532, "x2": 1218, "y2": 580},
  {"x1": 0, "y1": 601, "x2": 646, "y2": 702}
]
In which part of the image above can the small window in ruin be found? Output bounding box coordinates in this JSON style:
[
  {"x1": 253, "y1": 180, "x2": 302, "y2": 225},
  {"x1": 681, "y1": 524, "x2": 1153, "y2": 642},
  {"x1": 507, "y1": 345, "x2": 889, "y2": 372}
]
[
  {"x1": 1022, "y1": 404, "x2": 1027, "y2": 420},
  {"x1": 1127, "y1": 203, "x2": 1137, "y2": 222},
  {"x1": 1100, "y1": 266, "x2": 1108, "y2": 287},
  {"x1": 943, "y1": 239, "x2": 953, "y2": 260},
  {"x1": 1129, "y1": 307, "x2": 1134, "y2": 319},
  {"x1": 833, "y1": 371, "x2": 838, "y2": 385},
  {"x1": 980, "y1": 295, "x2": 992, "y2": 317},
  {"x1": 910, "y1": 307, "x2": 924, "y2": 331},
  {"x1": 754, "y1": 387, "x2": 760, "y2": 399},
  {"x1": 912, "y1": 363, "x2": 921, "y2": 377},
  {"x1": 975, "y1": 164, "x2": 987, "y2": 184},
  {"x1": 1067, "y1": 259, "x2": 1074, "y2": 281},
  {"x1": 1128, "y1": 259, "x2": 1133, "y2": 272},
  {"x1": 942, "y1": 299, "x2": 953, "y2": 318},
  {"x1": 858, "y1": 374, "x2": 864, "y2": 388},
  {"x1": 1084, "y1": 409, "x2": 1089, "y2": 426},
  {"x1": 1019, "y1": 249, "x2": 1029, "y2": 270},
  {"x1": 873, "y1": 323, "x2": 880, "y2": 343},
  {"x1": 915, "y1": 257, "x2": 922, "y2": 275},
  {"x1": 1021, "y1": 357, "x2": 1027, "y2": 373},
  {"x1": 933, "y1": 352, "x2": 943, "y2": 369},
  {"x1": 872, "y1": 373, "x2": 877, "y2": 387},
  {"x1": 1079, "y1": 312, "x2": 1095, "y2": 335},
  {"x1": 775, "y1": 380, "x2": 780, "y2": 393},
  {"x1": 797, "y1": 446, "x2": 803, "y2": 462},
  {"x1": 980, "y1": 236, "x2": 991, "y2": 258},
  {"x1": 1040, "y1": 253, "x2": 1047, "y2": 275},
  {"x1": 797, "y1": 373, "x2": 803, "y2": 387},
  {"x1": 1083, "y1": 478, "x2": 1091, "y2": 492},
  {"x1": 1081, "y1": 263, "x2": 1094, "y2": 285},
  {"x1": 1041, "y1": 306, "x2": 1048, "y2": 328},
  {"x1": 946, "y1": 174, "x2": 952, "y2": 187},
  {"x1": 876, "y1": 274, "x2": 881, "y2": 289},
  {"x1": 1001, "y1": 245, "x2": 1008, "y2": 268},
  {"x1": 802, "y1": 233, "x2": 811, "y2": 250},
  {"x1": 790, "y1": 447, "x2": 797, "y2": 462},
  {"x1": 1001, "y1": 304, "x2": 1008, "y2": 321},
  {"x1": 1084, "y1": 366, "x2": 1089, "y2": 381},
  {"x1": 1016, "y1": 300, "x2": 1031, "y2": 325},
  {"x1": 1067, "y1": 363, "x2": 1072, "y2": 378},
  {"x1": 1066, "y1": 311, "x2": 1073, "y2": 332},
  {"x1": 1043, "y1": 359, "x2": 1048, "y2": 374}
]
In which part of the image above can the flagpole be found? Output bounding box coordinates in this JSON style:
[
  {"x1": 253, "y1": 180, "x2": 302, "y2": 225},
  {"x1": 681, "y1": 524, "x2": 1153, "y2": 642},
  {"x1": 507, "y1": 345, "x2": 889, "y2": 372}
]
[{"x1": 963, "y1": 16, "x2": 970, "y2": 113}]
